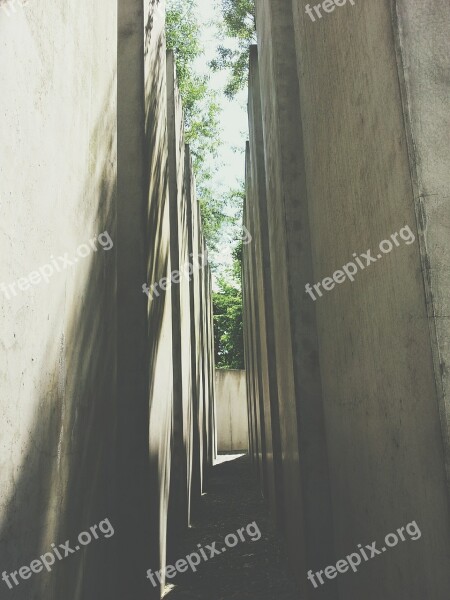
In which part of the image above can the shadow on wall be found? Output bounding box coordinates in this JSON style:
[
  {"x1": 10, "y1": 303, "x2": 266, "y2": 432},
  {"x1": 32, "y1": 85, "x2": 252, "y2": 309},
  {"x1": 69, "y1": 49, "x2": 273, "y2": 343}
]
[
  {"x1": 144, "y1": 0, "x2": 174, "y2": 591},
  {"x1": 0, "y1": 77, "x2": 119, "y2": 600}
]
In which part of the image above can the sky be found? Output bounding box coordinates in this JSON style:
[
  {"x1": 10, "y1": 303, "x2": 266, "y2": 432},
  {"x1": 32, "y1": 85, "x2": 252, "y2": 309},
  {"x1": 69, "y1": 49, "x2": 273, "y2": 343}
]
[
  {"x1": 191, "y1": 0, "x2": 249, "y2": 277},
  {"x1": 195, "y1": 0, "x2": 248, "y2": 193}
]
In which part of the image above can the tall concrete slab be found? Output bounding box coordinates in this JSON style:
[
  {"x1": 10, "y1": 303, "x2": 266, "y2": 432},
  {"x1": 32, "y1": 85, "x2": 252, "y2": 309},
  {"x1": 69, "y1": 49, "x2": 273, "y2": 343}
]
[
  {"x1": 0, "y1": 1, "x2": 216, "y2": 598},
  {"x1": 166, "y1": 49, "x2": 193, "y2": 544},
  {"x1": 144, "y1": 0, "x2": 173, "y2": 595},
  {"x1": 0, "y1": 2, "x2": 119, "y2": 598},
  {"x1": 144, "y1": 7, "x2": 215, "y2": 589},
  {"x1": 246, "y1": 0, "x2": 450, "y2": 595},
  {"x1": 243, "y1": 147, "x2": 265, "y2": 490},
  {"x1": 200, "y1": 269, "x2": 207, "y2": 481},
  {"x1": 196, "y1": 232, "x2": 206, "y2": 493},
  {"x1": 117, "y1": 1, "x2": 155, "y2": 597},
  {"x1": 289, "y1": 1, "x2": 450, "y2": 598},
  {"x1": 392, "y1": 0, "x2": 450, "y2": 496},
  {"x1": 241, "y1": 191, "x2": 257, "y2": 467},
  {"x1": 252, "y1": 3, "x2": 336, "y2": 597},
  {"x1": 247, "y1": 45, "x2": 284, "y2": 529},
  {"x1": 185, "y1": 145, "x2": 202, "y2": 512},
  {"x1": 207, "y1": 266, "x2": 217, "y2": 467},
  {"x1": 202, "y1": 250, "x2": 217, "y2": 472}
]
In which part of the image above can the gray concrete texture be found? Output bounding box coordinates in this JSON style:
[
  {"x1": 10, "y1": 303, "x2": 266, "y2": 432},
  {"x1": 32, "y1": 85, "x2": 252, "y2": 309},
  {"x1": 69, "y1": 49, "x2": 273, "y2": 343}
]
[
  {"x1": 244, "y1": 1, "x2": 450, "y2": 599},
  {"x1": 0, "y1": 1, "x2": 215, "y2": 599},
  {"x1": 215, "y1": 370, "x2": 248, "y2": 453}
]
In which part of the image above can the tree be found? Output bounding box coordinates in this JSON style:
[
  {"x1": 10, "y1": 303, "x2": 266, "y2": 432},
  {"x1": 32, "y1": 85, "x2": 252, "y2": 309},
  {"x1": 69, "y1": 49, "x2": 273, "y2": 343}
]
[
  {"x1": 166, "y1": 1, "x2": 220, "y2": 178},
  {"x1": 166, "y1": 0, "x2": 247, "y2": 369},
  {"x1": 213, "y1": 241, "x2": 244, "y2": 369},
  {"x1": 166, "y1": 0, "x2": 233, "y2": 252},
  {"x1": 210, "y1": 0, "x2": 256, "y2": 98}
]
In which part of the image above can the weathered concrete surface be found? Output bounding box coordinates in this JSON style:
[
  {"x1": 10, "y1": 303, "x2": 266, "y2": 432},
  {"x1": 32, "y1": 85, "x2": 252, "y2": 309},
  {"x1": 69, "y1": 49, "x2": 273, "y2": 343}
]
[
  {"x1": 117, "y1": 1, "x2": 155, "y2": 597},
  {"x1": 215, "y1": 370, "x2": 248, "y2": 452},
  {"x1": 0, "y1": 0, "x2": 117, "y2": 600},
  {"x1": 166, "y1": 49, "x2": 193, "y2": 545},
  {"x1": 0, "y1": 2, "x2": 118, "y2": 599},
  {"x1": 248, "y1": 3, "x2": 336, "y2": 598},
  {"x1": 392, "y1": 0, "x2": 450, "y2": 500},
  {"x1": 184, "y1": 147, "x2": 216, "y2": 509},
  {"x1": 247, "y1": 45, "x2": 284, "y2": 529},
  {"x1": 290, "y1": 0, "x2": 450, "y2": 597},
  {"x1": 242, "y1": 186, "x2": 258, "y2": 472},
  {"x1": 0, "y1": 1, "x2": 215, "y2": 598},
  {"x1": 243, "y1": 146, "x2": 267, "y2": 496},
  {"x1": 207, "y1": 269, "x2": 217, "y2": 467},
  {"x1": 245, "y1": 0, "x2": 450, "y2": 598},
  {"x1": 144, "y1": 0, "x2": 173, "y2": 596},
  {"x1": 185, "y1": 146, "x2": 202, "y2": 513},
  {"x1": 165, "y1": 48, "x2": 216, "y2": 573},
  {"x1": 198, "y1": 243, "x2": 216, "y2": 477}
]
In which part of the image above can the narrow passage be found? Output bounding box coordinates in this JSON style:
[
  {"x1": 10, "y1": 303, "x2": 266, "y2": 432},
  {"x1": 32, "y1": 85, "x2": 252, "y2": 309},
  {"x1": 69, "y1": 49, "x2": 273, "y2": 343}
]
[{"x1": 164, "y1": 455, "x2": 301, "y2": 599}]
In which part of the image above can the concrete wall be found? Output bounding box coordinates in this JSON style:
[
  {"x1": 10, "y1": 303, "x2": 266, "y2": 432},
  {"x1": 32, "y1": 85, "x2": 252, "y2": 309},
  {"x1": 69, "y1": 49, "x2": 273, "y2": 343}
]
[
  {"x1": 247, "y1": 47, "x2": 284, "y2": 528},
  {"x1": 0, "y1": 2, "x2": 118, "y2": 599},
  {"x1": 246, "y1": 7, "x2": 336, "y2": 598},
  {"x1": 392, "y1": 0, "x2": 450, "y2": 497},
  {"x1": 118, "y1": 1, "x2": 155, "y2": 597},
  {"x1": 0, "y1": 1, "x2": 215, "y2": 598},
  {"x1": 144, "y1": 1, "x2": 174, "y2": 594},
  {"x1": 245, "y1": 1, "x2": 450, "y2": 598},
  {"x1": 215, "y1": 370, "x2": 248, "y2": 453},
  {"x1": 166, "y1": 49, "x2": 192, "y2": 544}
]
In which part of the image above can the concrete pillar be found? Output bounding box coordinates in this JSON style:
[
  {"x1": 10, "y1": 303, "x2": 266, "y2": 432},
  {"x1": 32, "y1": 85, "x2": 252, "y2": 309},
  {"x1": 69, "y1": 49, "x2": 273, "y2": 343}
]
[
  {"x1": 144, "y1": 0, "x2": 174, "y2": 593},
  {"x1": 241, "y1": 195, "x2": 257, "y2": 465},
  {"x1": 247, "y1": 44, "x2": 284, "y2": 529},
  {"x1": 166, "y1": 50, "x2": 192, "y2": 543},
  {"x1": 185, "y1": 145, "x2": 202, "y2": 512},
  {"x1": 207, "y1": 268, "x2": 217, "y2": 465},
  {"x1": 117, "y1": 1, "x2": 153, "y2": 597},
  {"x1": 243, "y1": 146, "x2": 266, "y2": 490},
  {"x1": 0, "y1": 1, "x2": 119, "y2": 598},
  {"x1": 392, "y1": 0, "x2": 450, "y2": 497},
  {"x1": 200, "y1": 239, "x2": 211, "y2": 478},
  {"x1": 0, "y1": 1, "x2": 216, "y2": 598},
  {"x1": 289, "y1": 0, "x2": 450, "y2": 597},
  {"x1": 254, "y1": 2, "x2": 336, "y2": 597}
]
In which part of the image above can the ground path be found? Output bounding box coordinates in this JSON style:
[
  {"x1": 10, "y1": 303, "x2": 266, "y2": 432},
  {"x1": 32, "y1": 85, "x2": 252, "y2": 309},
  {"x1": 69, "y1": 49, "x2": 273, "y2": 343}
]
[{"x1": 164, "y1": 455, "x2": 301, "y2": 599}]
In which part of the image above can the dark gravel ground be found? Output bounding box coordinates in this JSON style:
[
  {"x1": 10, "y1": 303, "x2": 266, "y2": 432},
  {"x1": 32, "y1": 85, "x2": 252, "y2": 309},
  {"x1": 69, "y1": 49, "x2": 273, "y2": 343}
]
[{"x1": 164, "y1": 454, "x2": 302, "y2": 600}]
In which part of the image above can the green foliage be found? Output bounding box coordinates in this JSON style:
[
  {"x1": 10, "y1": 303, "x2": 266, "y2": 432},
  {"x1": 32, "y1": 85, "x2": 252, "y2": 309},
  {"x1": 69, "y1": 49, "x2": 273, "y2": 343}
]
[
  {"x1": 210, "y1": 0, "x2": 256, "y2": 98},
  {"x1": 213, "y1": 240, "x2": 244, "y2": 369},
  {"x1": 165, "y1": 0, "x2": 210, "y2": 130},
  {"x1": 166, "y1": 1, "x2": 247, "y2": 369},
  {"x1": 166, "y1": 0, "x2": 232, "y2": 252},
  {"x1": 203, "y1": 184, "x2": 245, "y2": 260},
  {"x1": 166, "y1": 2, "x2": 219, "y2": 175}
]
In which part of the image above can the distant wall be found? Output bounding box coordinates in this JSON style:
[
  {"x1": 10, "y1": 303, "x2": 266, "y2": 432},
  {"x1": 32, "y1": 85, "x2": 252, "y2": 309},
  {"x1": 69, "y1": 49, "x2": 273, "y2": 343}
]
[{"x1": 215, "y1": 370, "x2": 248, "y2": 453}]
